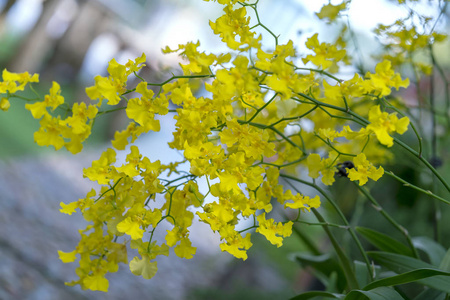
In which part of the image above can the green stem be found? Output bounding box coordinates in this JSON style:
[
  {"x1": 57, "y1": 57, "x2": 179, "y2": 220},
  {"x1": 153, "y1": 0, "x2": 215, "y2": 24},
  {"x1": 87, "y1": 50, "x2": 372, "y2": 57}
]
[
  {"x1": 281, "y1": 174, "x2": 374, "y2": 281},
  {"x1": 241, "y1": 0, "x2": 279, "y2": 47},
  {"x1": 355, "y1": 183, "x2": 420, "y2": 258},
  {"x1": 312, "y1": 208, "x2": 360, "y2": 291},
  {"x1": 293, "y1": 66, "x2": 343, "y2": 83},
  {"x1": 245, "y1": 93, "x2": 277, "y2": 123},
  {"x1": 28, "y1": 84, "x2": 41, "y2": 99},
  {"x1": 382, "y1": 99, "x2": 423, "y2": 157},
  {"x1": 294, "y1": 91, "x2": 450, "y2": 195},
  {"x1": 8, "y1": 93, "x2": 40, "y2": 102},
  {"x1": 314, "y1": 134, "x2": 356, "y2": 157},
  {"x1": 429, "y1": 43, "x2": 450, "y2": 127},
  {"x1": 296, "y1": 219, "x2": 349, "y2": 229},
  {"x1": 241, "y1": 120, "x2": 307, "y2": 155},
  {"x1": 133, "y1": 71, "x2": 146, "y2": 82},
  {"x1": 291, "y1": 224, "x2": 322, "y2": 256},
  {"x1": 393, "y1": 138, "x2": 450, "y2": 194},
  {"x1": 97, "y1": 106, "x2": 126, "y2": 116},
  {"x1": 121, "y1": 74, "x2": 216, "y2": 96},
  {"x1": 94, "y1": 178, "x2": 123, "y2": 203},
  {"x1": 384, "y1": 171, "x2": 450, "y2": 205},
  {"x1": 255, "y1": 157, "x2": 306, "y2": 169}
]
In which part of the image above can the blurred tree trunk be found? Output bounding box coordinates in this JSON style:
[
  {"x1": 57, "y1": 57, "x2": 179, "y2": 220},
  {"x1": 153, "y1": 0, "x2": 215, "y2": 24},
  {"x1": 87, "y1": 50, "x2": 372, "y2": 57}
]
[
  {"x1": 6, "y1": 0, "x2": 58, "y2": 73},
  {"x1": 43, "y1": 0, "x2": 110, "y2": 83},
  {"x1": 0, "y1": 0, "x2": 16, "y2": 17},
  {"x1": 0, "y1": 0, "x2": 16, "y2": 38}
]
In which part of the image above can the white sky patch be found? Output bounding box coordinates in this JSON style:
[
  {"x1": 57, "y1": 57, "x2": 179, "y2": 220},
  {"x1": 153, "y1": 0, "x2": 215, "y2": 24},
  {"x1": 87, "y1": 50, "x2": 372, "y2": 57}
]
[
  {"x1": 46, "y1": 0, "x2": 78, "y2": 39},
  {"x1": 6, "y1": 0, "x2": 42, "y2": 34},
  {"x1": 284, "y1": 123, "x2": 302, "y2": 136},
  {"x1": 78, "y1": 33, "x2": 120, "y2": 83},
  {"x1": 299, "y1": 118, "x2": 315, "y2": 133},
  {"x1": 347, "y1": 0, "x2": 407, "y2": 31}
]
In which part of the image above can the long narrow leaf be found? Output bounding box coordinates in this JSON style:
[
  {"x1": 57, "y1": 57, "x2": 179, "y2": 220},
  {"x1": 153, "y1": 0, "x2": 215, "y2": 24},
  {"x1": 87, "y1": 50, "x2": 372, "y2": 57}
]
[
  {"x1": 368, "y1": 251, "x2": 450, "y2": 292},
  {"x1": 345, "y1": 287, "x2": 404, "y2": 300},
  {"x1": 313, "y1": 209, "x2": 359, "y2": 290},
  {"x1": 363, "y1": 268, "x2": 450, "y2": 290},
  {"x1": 413, "y1": 236, "x2": 446, "y2": 266},
  {"x1": 354, "y1": 261, "x2": 374, "y2": 288},
  {"x1": 413, "y1": 288, "x2": 446, "y2": 300},
  {"x1": 368, "y1": 251, "x2": 435, "y2": 272},
  {"x1": 294, "y1": 253, "x2": 346, "y2": 290},
  {"x1": 356, "y1": 227, "x2": 413, "y2": 256},
  {"x1": 438, "y1": 247, "x2": 450, "y2": 271},
  {"x1": 289, "y1": 291, "x2": 344, "y2": 300}
]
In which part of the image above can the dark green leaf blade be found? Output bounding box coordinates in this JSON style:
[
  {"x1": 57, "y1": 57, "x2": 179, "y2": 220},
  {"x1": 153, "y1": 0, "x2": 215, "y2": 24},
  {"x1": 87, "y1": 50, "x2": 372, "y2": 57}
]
[
  {"x1": 368, "y1": 251, "x2": 450, "y2": 292},
  {"x1": 345, "y1": 287, "x2": 404, "y2": 300},
  {"x1": 438, "y1": 247, "x2": 450, "y2": 271},
  {"x1": 289, "y1": 291, "x2": 344, "y2": 300},
  {"x1": 356, "y1": 227, "x2": 412, "y2": 256},
  {"x1": 413, "y1": 288, "x2": 446, "y2": 300},
  {"x1": 413, "y1": 236, "x2": 446, "y2": 266},
  {"x1": 294, "y1": 253, "x2": 346, "y2": 291},
  {"x1": 363, "y1": 268, "x2": 450, "y2": 290}
]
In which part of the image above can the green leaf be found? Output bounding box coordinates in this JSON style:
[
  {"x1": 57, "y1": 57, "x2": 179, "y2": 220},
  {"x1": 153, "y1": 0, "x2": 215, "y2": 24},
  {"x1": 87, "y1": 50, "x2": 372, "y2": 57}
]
[
  {"x1": 363, "y1": 268, "x2": 450, "y2": 290},
  {"x1": 356, "y1": 227, "x2": 412, "y2": 256},
  {"x1": 438, "y1": 247, "x2": 450, "y2": 271},
  {"x1": 345, "y1": 287, "x2": 404, "y2": 300},
  {"x1": 368, "y1": 251, "x2": 434, "y2": 273},
  {"x1": 289, "y1": 291, "x2": 344, "y2": 300},
  {"x1": 312, "y1": 209, "x2": 359, "y2": 290},
  {"x1": 413, "y1": 236, "x2": 446, "y2": 266},
  {"x1": 294, "y1": 253, "x2": 340, "y2": 274},
  {"x1": 354, "y1": 260, "x2": 377, "y2": 288},
  {"x1": 368, "y1": 251, "x2": 450, "y2": 292},
  {"x1": 413, "y1": 288, "x2": 446, "y2": 300},
  {"x1": 294, "y1": 253, "x2": 346, "y2": 291}
]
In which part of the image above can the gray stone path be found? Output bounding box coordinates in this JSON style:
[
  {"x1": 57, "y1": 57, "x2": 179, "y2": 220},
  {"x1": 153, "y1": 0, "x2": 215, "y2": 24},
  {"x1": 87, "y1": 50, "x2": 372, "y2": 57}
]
[
  {"x1": 0, "y1": 154, "x2": 224, "y2": 300},
  {"x1": 0, "y1": 154, "x2": 292, "y2": 299}
]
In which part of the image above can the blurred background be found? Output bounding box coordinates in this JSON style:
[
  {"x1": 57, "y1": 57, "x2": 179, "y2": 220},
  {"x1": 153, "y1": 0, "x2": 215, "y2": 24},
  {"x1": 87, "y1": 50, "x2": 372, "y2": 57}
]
[{"x1": 0, "y1": 0, "x2": 449, "y2": 299}]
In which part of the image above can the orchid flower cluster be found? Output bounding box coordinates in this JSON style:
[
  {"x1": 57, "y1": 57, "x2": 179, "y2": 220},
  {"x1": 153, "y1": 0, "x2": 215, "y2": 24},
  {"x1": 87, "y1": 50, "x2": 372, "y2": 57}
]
[{"x1": 1, "y1": 0, "x2": 449, "y2": 295}]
